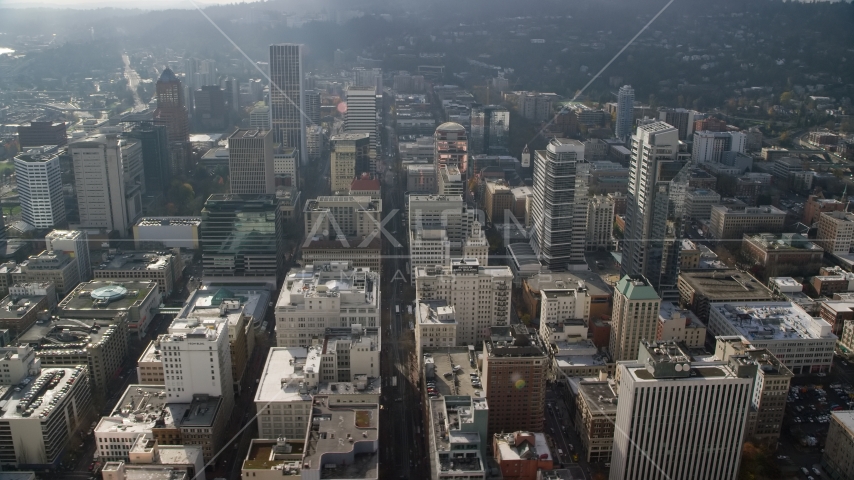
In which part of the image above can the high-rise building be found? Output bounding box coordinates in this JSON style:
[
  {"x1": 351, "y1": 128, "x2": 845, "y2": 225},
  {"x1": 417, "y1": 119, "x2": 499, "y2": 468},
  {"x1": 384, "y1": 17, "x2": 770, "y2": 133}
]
[
  {"x1": 14, "y1": 148, "x2": 66, "y2": 229},
  {"x1": 329, "y1": 133, "x2": 371, "y2": 192},
  {"x1": 415, "y1": 259, "x2": 512, "y2": 344},
  {"x1": 200, "y1": 194, "x2": 283, "y2": 281},
  {"x1": 45, "y1": 230, "x2": 92, "y2": 282},
  {"x1": 153, "y1": 68, "x2": 191, "y2": 173},
  {"x1": 228, "y1": 129, "x2": 274, "y2": 195},
  {"x1": 434, "y1": 122, "x2": 468, "y2": 183},
  {"x1": 482, "y1": 325, "x2": 547, "y2": 437},
  {"x1": 194, "y1": 85, "x2": 226, "y2": 130},
  {"x1": 304, "y1": 89, "x2": 321, "y2": 126},
  {"x1": 586, "y1": 195, "x2": 615, "y2": 251},
  {"x1": 658, "y1": 108, "x2": 699, "y2": 141},
  {"x1": 529, "y1": 138, "x2": 589, "y2": 270},
  {"x1": 269, "y1": 44, "x2": 307, "y2": 165},
  {"x1": 615, "y1": 85, "x2": 635, "y2": 143},
  {"x1": 692, "y1": 130, "x2": 746, "y2": 164},
  {"x1": 69, "y1": 134, "x2": 135, "y2": 236},
  {"x1": 470, "y1": 105, "x2": 510, "y2": 156},
  {"x1": 610, "y1": 341, "x2": 753, "y2": 480},
  {"x1": 344, "y1": 86, "x2": 378, "y2": 172},
  {"x1": 126, "y1": 122, "x2": 171, "y2": 194},
  {"x1": 353, "y1": 67, "x2": 382, "y2": 91},
  {"x1": 17, "y1": 121, "x2": 67, "y2": 148},
  {"x1": 273, "y1": 147, "x2": 298, "y2": 188},
  {"x1": 120, "y1": 138, "x2": 145, "y2": 195},
  {"x1": 620, "y1": 122, "x2": 681, "y2": 291},
  {"x1": 408, "y1": 194, "x2": 481, "y2": 274},
  {"x1": 816, "y1": 211, "x2": 854, "y2": 255},
  {"x1": 609, "y1": 275, "x2": 661, "y2": 362},
  {"x1": 249, "y1": 104, "x2": 271, "y2": 130},
  {"x1": 303, "y1": 195, "x2": 382, "y2": 242}
]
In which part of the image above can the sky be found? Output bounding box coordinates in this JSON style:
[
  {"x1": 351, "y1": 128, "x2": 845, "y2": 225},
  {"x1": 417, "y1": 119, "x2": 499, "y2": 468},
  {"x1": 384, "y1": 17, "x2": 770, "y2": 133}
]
[{"x1": 0, "y1": 0, "x2": 263, "y2": 9}]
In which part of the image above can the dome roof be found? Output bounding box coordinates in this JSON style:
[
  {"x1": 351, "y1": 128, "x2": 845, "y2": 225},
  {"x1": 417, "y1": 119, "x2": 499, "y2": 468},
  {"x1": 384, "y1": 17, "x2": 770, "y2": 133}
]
[
  {"x1": 158, "y1": 68, "x2": 178, "y2": 83},
  {"x1": 436, "y1": 122, "x2": 466, "y2": 132},
  {"x1": 91, "y1": 285, "x2": 128, "y2": 302}
]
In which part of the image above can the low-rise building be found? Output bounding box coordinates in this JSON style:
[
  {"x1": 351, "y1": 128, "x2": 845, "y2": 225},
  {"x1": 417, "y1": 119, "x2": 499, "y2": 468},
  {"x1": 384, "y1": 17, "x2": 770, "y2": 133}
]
[
  {"x1": 656, "y1": 302, "x2": 706, "y2": 348},
  {"x1": 709, "y1": 205, "x2": 787, "y2": 241},
  {"x1": 810, "y1": 265, "x2": 854, "y2": 297},
  {"x1": 301, "y1": 395, "x2": 379, "y2": 479},
  {"x1": 522, "y1": 272, "x2": 611, "y2": 323},
  {"x1": 241, "y1": 438, "x2": 304, "y2": 480},
  {"x1": 816, "y1": 211, "x2": 854, "y2": 256},
  {"x1": 684, "y1": 189, "x2": 722, "y2": 221},
  {"x1": 574, "y1": 380, "x2": 617, "y2": 463},
  {"x1": 707, "y1": 302, "x2": 836, "y2": 374},
  {"x1": 0, "y1": 366, "x2": 92, "y2": 469},
  {"x1": 492, "y1": 432, "x2": 553, "y2": 480},
  {"x1": 133, "y1": 217, "x2": 201, "y2": 250},
  {"x1": 741, "y1": 233, "x2": 823, "y2": 279},
  {"x1": 94, "y1": 250, "x2": 184, "y2": 295},
  {"x1": 818, "y1": 299, "x2": 854, "y2": 336},
  {"x1": 0, "y1": 345, "x2": 41, "y2": 385},
  {"x1": 101, "y1": 434, "x2": 205, "y2": 480},
  {"x1": 823, "y1": 410, "x2": 854, "y2": 480},
  {"x1": 426, "y1": 385, "x2": 489, "y2": 480},
  {"x1": 0, "y1": 283, "x2": 55, "y2": 335},
  {"x1": 57, "y1": 280, "x2": 162, "y2": 336},
  {"x1": 803, "y1": 195, "x2": 845, "y2": 225},
  {"x1": 137, "y1": 341, "x2": 165, "y2": 385},
  {"x1": 10, "y1": 250, "x2": 81, "y2": 299},
  {"x1": 678, "y1": 269, "x2": 775, "y2": 322},
  {"x1": 301, "y1": 236, "x2": 381, "y2": 272},
  {"x1": 414, "y1": 300, "x2": 457, "y2": 359}
]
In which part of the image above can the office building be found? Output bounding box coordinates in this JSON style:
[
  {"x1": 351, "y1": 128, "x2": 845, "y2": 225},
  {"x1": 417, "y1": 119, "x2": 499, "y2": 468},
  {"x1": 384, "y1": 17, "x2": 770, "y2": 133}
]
[
  {"x1": 804, "y1": 195, "x2": 845, "y2": 225},
  {"x1": 816, "y1": 211, "x2": 854, "y2": 255},
  {"x1": 614, "y1": 85, "x2": 634, "y2": 142},
  {"x1": 228, "y1": 129, "x2": 275, "y2": 195},
  {"x1": 194, "y1": 85, "x2": 226, "y2": 130},
  {"x1": 13, "y1": 148, "x2": 66, "y2": 229},
  {"x1": 275, "y1": 262, "x2": 380, "y2": 347},
  {"x1": 823, "y1": 411, "x2": 854, "y2": 480},
  {"x1": 132, "y1": 217, "x2": 201, "y2": 250},
  {"x1": 303, "y1": 196, "x2": 382, "y2": 241},
  {"x1": 706, "y1": 302, "x2": 836, "y2": 374},
  {"x1": 694, "y1": 116, "x2": 728, "y2": 133},
  {"x1": 407, "y1": 164, "x2": 436, "y2": 193},
  {"x1": 254, "y1": 347, "x2": 314, "y2": 440},
  {"x1": 0, "y1": 345, "x2": 40, "y2": 385},
  {"x1": 240, "y1": 438, "x2": 304, "y2": 480},
  {"x1": 530, "y1": 138, "x2": 589, "y2": 270},
  {"x1": 69, "y1": 134, "x2": 136, "y2": 236},
  {"x1": 344, "y1": 86, "x2": 378, "y2": 172},
  {"x1": 274, "y1": 147, "x2": 299, "y2": 188},
  {"x1": 302, "y1": 236, "x2": 381, "y2": 272},
  {"x1": 154, "y1": 68, "x2": 191, "y2": 172},
  {"x1": 269, "y1": 44, "x2": 307, "y2": 165},
  {"x1": 317, "y1": 326, "x2": 380, "y2": 382},
  {"x1": 0, "y1": 366, "x2": 92, "y2": 469},
  {"x1": 678, "y1": 269, "x2": 775, "y2": 322},
  {"x1": 434, "y1": 122, "x2": 468, "y2": 182},
  {"x1": 414, "y1": 300, "x2": 458, "y2": 359},
  {"x1": 17, "y1": 121, "x2": 66, "y2": 148},
  {"x1": 137, "y1": 342, "x2": 165, "y2": 385},
  {"x1": 692, "y1": 130, "x2": 746, "y2": 164},
  {"x1": 658, "y1": 108, "x2": 698, "y2": 141},
  {"x1": 438, "y1": 165, "x2": 464, "y2": 197},
  {"x1": 304, "y1": 89, "x2": 321, "y2": 126},
  {"x1": 482, "y1": 325, "x2": 547, "y2": 437},
  {"x1": 0, "y1": 283, "x2": 54, "y2": 334},
  {"x1": 620, "y1": 122, "x2": 682, "y2": 292},
  {"x1": 709, "y1": 205, "x2": 787, "y2": 241},
  {"x1": 101, "y1": 438, "x2": 204, "y2": 480},
  {"x1": 305, "y1": 124, "x2": 324, "y2": 161},
  {"x1": 575, "y1": 380, "x2": 617, "y2": 463},
  {"x1": 522, "y1": 272, "x2": 611, "y2": 322},
  {"x1": 329, "y1": 134, "x2": 371, "y2": 192},
  {"x1": 408, "y1": 194, "x2": 479, "y2": 270},
  {"x1": 483, "y1": 179, "x2": 513, "y2": 224},
  {"x1": 470, "y1": 105, "x2": 510, "y2": 155},
  {"x1": 741, "y1": 233, "x2": 823, "y2": 278},
  {"x1": 57, "y1": 280, "x2": 162, "y2": 335},
  {"x1": 126, "y1": 122, "x2": 171, "y2": 194},
  {"x1": 249, "y1": 103, "x2": 271, "y2": 130},
  {"x1": 301, "y1": 395, "x2": 379, "y2": 479},
  {"x1": 656, "y1": 301, "x2": 706, "y2": 348},
  {"x1": 586, "y1": 195, "x2": 614, "y2": 251},
  {"x1": 683, "y1": 188, "x2": 721, "y2": 221},
  {"x1": 200, "y1": 195, "x2": 283, "y2": 282},
  {"x1": 17, "y1": 314, "x2": 128, "y2": 397},
  {"x1": 608, "y1": 275, "x2": 661, "y2": 362},
  {"x1": 415, "y1": 259, "x2": 511, "y2": 345},
  {"x1": 94, "y1": 250, "x2": 183, "y2": 295},
  {"x1": 610, "y1": 341, "x2": 752, "y2": 480},
  {"x1": 11, "y1": 250, "x2": 80, "y2": 299}
]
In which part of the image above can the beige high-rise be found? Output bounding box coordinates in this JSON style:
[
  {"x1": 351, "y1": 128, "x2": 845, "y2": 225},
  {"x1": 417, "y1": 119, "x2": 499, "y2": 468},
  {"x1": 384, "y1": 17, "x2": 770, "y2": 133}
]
[{"x1": 608, "y1": 275, "x2": 661, "y2": 362}]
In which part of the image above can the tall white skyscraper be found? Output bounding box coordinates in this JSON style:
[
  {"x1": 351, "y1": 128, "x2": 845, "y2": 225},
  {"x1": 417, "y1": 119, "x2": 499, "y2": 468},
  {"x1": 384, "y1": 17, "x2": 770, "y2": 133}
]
[
  {"x1": 69, "y1": 134, "x2": 132, "y2": 235},
  {"x1": 13, "y1": 147, "x2": 66, "y2": 229},
  {"x1": 344, "y1": 86, "x2": 378, "y2": 172},
  {"x1": 615, "y1": 85, "x2": 635, "y2": 143},
  {"x1": 269, "y1": 44, "x2": 307, "y2": 165},
  {"x1": 46, "y1": 230, "x2": 92, "y2": 282},
  {"x1": 228, "y1": 129, "x2": 274, "y2": 195},
  {"x1": 610, "y1": 341, "x2": 752, "y2": 480},
  {"x1": 529, "y1": 138, "x2": 589, "y2": 270}
]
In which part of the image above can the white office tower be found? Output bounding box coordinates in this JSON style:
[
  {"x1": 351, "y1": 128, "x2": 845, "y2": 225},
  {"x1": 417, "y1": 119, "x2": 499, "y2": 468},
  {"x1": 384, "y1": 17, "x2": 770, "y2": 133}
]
[
  {"x1": 269, "y1": 44, "x2": 307, "y2": 165},
  {"x1": 610, "y1": 341, "x2": 752, "y2": 480},
  {"x1": 692, "y1": 130, "x2": 747, "y2": 164},
  {"x1": 415, "y1": 259, "x2": 511, "y2": 344},
  {"x1": 14, "y1": 147, "x2": 66, "y2": 229},
  {"x1": 159, "y1": 317, "x2": 234, "y2": 409},
  {"x1": 344, "y1": 86, "x2": 378, "y2": 173},
  {"x1": 529, "y1": 138, "x2": 589, "y2": 271},
  {"x1": 69, "y1": 134, "x2": 132, "y2": 236},
  {"x1": 615, "y1": 85, "x2": 635, "y2": 143},
  {"x1": 275, "y1": 262, "x2": 380, "y2": 347},
  {"x1": 45, "y1": 229, "x2": 92, "y2": 281},
  {"x1": 228, "y1": 128, "x2": 274, "y2": 194}
]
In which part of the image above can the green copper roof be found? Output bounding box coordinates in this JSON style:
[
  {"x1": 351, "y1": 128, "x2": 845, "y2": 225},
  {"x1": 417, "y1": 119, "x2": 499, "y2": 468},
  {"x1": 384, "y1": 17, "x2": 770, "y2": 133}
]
[{"x1": 615, "y1": 275, "x2": 660, "y2": 301}]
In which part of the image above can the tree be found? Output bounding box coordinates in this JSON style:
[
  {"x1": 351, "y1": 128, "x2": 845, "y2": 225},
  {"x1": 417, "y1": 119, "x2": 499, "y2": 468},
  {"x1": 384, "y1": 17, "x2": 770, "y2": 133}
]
[
  {"x1": 520, "y1": 314, "x2": 531, "y2": 326},
  {"x1": 780, "y1": 91, "x2": 793, "y2": 105}
]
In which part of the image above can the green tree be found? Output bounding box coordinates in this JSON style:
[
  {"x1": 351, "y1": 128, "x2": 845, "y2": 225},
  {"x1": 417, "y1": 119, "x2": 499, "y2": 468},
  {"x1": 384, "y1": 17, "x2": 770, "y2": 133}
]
[{"x1": 780, "y1": 91, "x2": 793, "y2": 105}]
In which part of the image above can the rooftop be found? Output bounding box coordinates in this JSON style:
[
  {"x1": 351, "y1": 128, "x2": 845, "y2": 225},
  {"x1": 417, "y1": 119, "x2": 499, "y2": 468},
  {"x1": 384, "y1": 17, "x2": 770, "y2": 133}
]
[
  {"x1": 744, "y1": 233, "x2": 823, "y2": 252},
  {"x1": 495, "y1": 432, "x2": 551, "y2": 462},
  {"x1": 177, "y1": 286, "x2": 269, "y2": 328},
  {"x1": 255, "y1": 347, "x2": 317, "y2": 404},
  {"x1": 302, "y1": 396, "x2": 379, "y2": 478},
  {"x1": 485, "y1": 325, "x2": 547, "y2": 359},
  {"x1": 615, "y1": 275, "x2": 660, "y2": 301},
  {"x1": 711, "y1": 302, "x2": 836, "y2": 341},
  {"x1": 423, "y1": 347, "x2": 483, "y2": 399},
  {"x1": 428, "y1": 396, "x2": 487, "y2": 472},
  {"x1": 415, "y1": 300, "x2": 457, "y2": 326},
  {"x1": 228, "y1": 129, "x2": 268, "y2": 140},
  {"x1": 679, "y1": 270, "x2": 774, "y2": 301},
  {"x1": 331, "y1": 133, "x2": 371, "y2": 142},
  {"x1": 0, "y1": 293, "x2": 48, "y2": 320},
  {"x1": 277, "y1": 263, "x2": 379, "y2": 309},
  {"x1": 59, "y1": 280, "x2": 158, "y2": 312},
  {"x1": 243, "y1": 438, "x2": 304, "y2": 473},
  {"x1": 17, "y1": 316, "x2": 125, "y2": 356},
  {"x1": 0, "y1": 366, "x2": 86, "y2": 420},
  {"x1": 136, "y1": 217, "x2": 202, "y2": 227},
  {"x1": 659, "y1": 302, "x2": 704, "y2": 328},
  {"x1": 577, "y1": 381, "x2": 618, "y2": 413},
  {"x1": 96, "y1": 252, "x2": 175, "y2": 272},
  {"x1": 831, "y1": 410, "x2": 854, "y2": 437},
  {"x1": 97, "y1": 385, "x2": 171, "y2": 434}
]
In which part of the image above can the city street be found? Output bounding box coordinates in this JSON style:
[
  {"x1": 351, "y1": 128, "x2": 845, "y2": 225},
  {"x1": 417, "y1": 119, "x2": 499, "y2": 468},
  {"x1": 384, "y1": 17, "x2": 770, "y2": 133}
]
[{"x1": 545, "y1": 385, "x2": 594, "y2": 480}]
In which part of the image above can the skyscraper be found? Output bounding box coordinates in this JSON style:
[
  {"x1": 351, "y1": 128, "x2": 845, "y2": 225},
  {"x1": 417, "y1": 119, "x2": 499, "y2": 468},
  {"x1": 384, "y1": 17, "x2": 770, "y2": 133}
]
[
  {"x1": 434, "y1": 122, "x2": 468, "y2": 186},
  {"x1": 658, "y1": 107, "x2": 699, "y2": 141},
  {"x1": 126, "y1": 122, "x2": 171, "y2": 194},
  {"x1": 692, "y1": 130, "x2": 747, "y2": 164},
  {"x1": 329, "y1": 133, "x2": 370, "y2": 192},
  {"x1": 45, "y1": 229, "x2": 92, "y2": 282},
  {"x1": 14, "y1": 147, "x2": 66, "y2": 229},
  {"x1": 615, "y1": 85, "x2": 635, "y2": 143},
  {"x1": 153, "y1": 68, "x2": 191, "y2": 173},
  {"x1": 610, "y1": 341, "x2": 752, "y2": 480},
  {"x1": 228, "y1": 129, "x2": 274, "y2": 195},
  {"x1": 620, "y1": 122, "x2": 681, "y2": 291},
  {"x1": 269, "y1": 44, "x2": 307, "y2": 165},
  {"x1": 344, "y1": 86, "x2": 378, "y2": 172},
  {"x1": 304, "y1": 89, "x2": 321, "y2": 126},
  {"x1": 529, "y1": 138, "x2": 589, "y2": 270},
  {"x1": 194, "y1": 85, "x2": 226, "y2": 130},
  {"x1": 69, "y1": 134, "x2": 133, "y2": 236},
  {"x1": 608, "y1": 275, "x2": 660, "y2": 362},
  {"x1": 470, "y1": 105, "x2": 510, "y2": 157}
]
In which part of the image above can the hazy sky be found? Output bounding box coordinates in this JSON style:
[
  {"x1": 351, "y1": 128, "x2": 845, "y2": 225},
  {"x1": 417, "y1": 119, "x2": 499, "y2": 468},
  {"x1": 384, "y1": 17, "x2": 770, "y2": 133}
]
[{"x1": 0, "y1": 0, "x2": 263, "y2": 9}]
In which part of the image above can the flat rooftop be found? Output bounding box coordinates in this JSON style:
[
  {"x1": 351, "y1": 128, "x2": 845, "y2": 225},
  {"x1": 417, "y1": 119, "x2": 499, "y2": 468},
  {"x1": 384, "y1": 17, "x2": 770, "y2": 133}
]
[
  {"x1": 59, "y1": 280, "x2": 158, "y2": 312},
  {"x1": 831, "y1": 410, "x2": 854, "y2": 437},
  {"x1": 0, "y1": 294, "x2": 47, "y2": 320},
  {"x1": 415, "y1": 300, "x2": 457, "y2": 326},
  {"x1": 136, "y1": 217, "x2": 202, "y2": 227},
  {"x1": 0, "y1": 367, "x2": 86, "y2": 420},
  {"x1": 628, "y1": 363, "x2": 738, "y2": 382},
  {"x1": 98, "y1": 385, "x2": 171, "y2": 435},
  {"x1": 178, "y1": 286, "x2": 269, "y2": 327},
  {"x1": 277, "y1": 263, "x2": 379, "y2": 309},
  {"x1": 680, "y1": 270, "x2": 774, "y2": 301},
  {"x1": 303, "y1": 396, "x2": 379, "y2": 479},
  {"x1": 18, "y1": 317, "x2": 123, "y2": 355},
  {"x1": 495, "y1": 432, "x2": 551, "y2": 462},
  {"x1": 96, "y1": 252, "x2": 174, "y2": 272},
  {"x1": 428, "y1": 396, "x2": 487, "y2": 471},
  {"x1": 423, "y1": 347, "x2": 482, "y2": 398},
  {"x1": 577, "y1": 381, "x2": 618, "y2": 413},
  {"x1": 255, "y1": 347, "x2": 317, "y2": 404},
  {"x1": 711, "y1": 302, "x2": 836, "y2": 341},
  {"x1": 243, "y1": 439, "x2": 304, "y2": 471}
]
